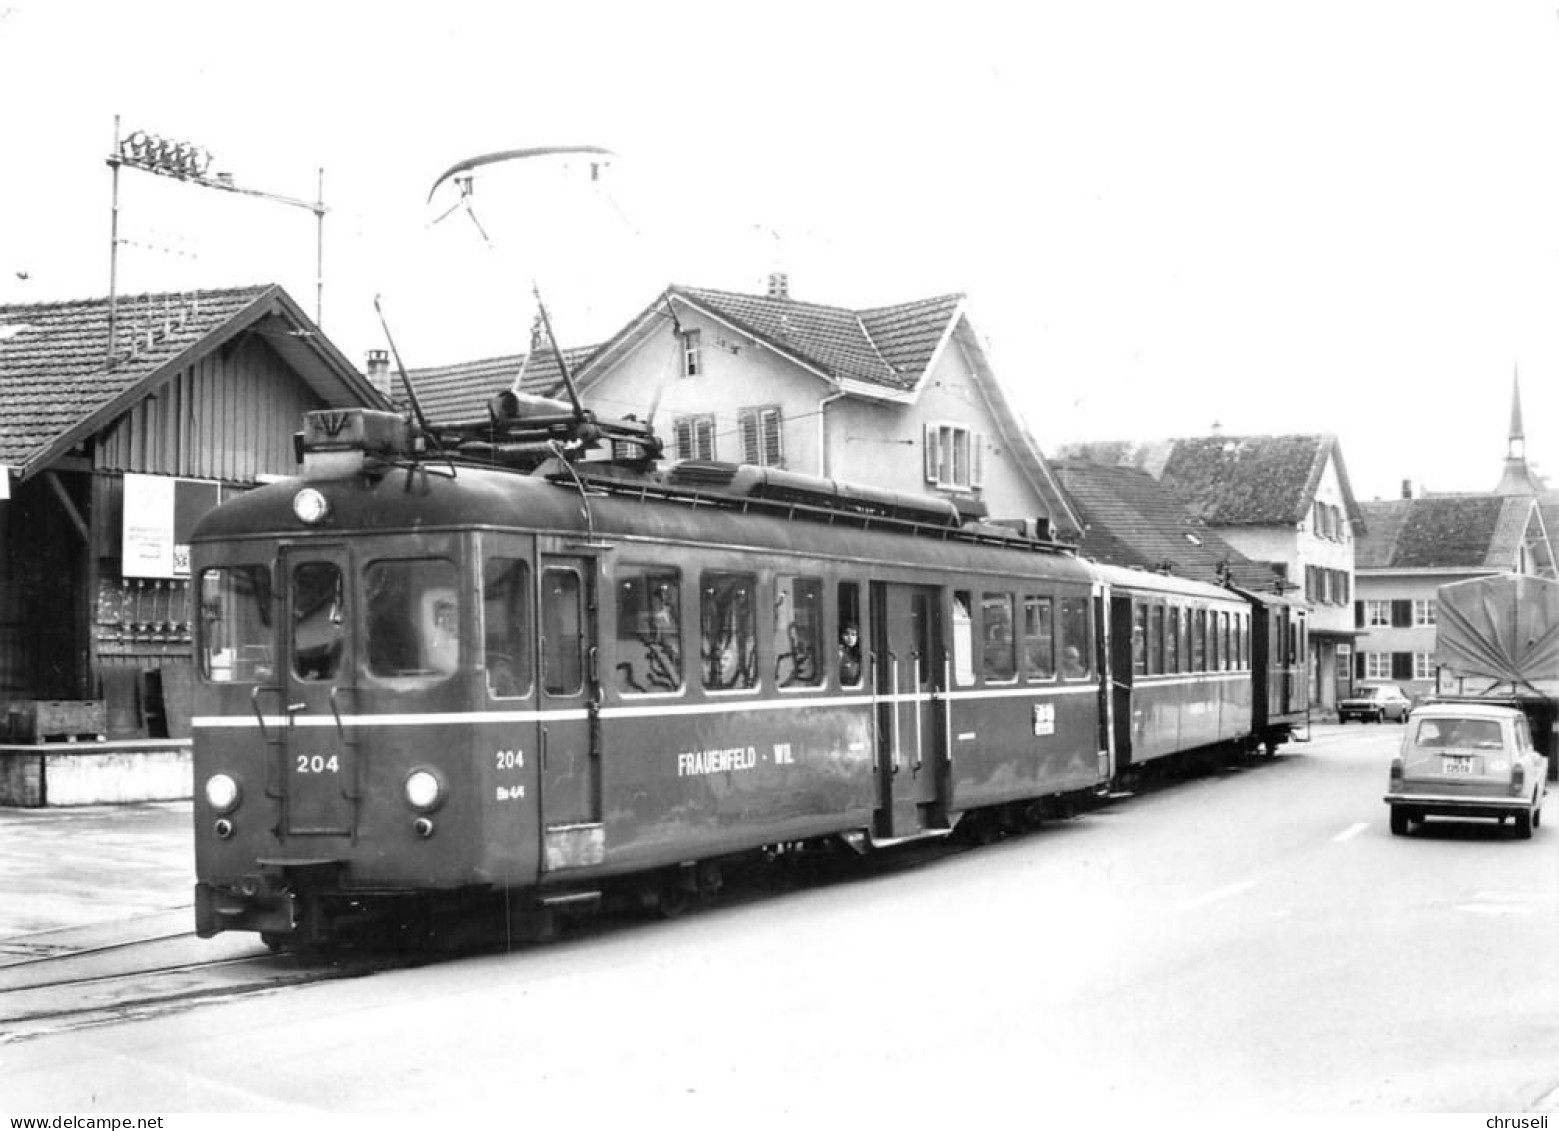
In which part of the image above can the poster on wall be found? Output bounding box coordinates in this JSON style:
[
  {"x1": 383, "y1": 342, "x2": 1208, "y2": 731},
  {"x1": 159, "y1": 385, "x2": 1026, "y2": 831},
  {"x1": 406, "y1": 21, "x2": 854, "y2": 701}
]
[
  {"x1": 123, "y1": 473, "x2": 176, "y2": 578},
  {"x1": 122, "y1": 474, "x2": 221, "y2": 578}
]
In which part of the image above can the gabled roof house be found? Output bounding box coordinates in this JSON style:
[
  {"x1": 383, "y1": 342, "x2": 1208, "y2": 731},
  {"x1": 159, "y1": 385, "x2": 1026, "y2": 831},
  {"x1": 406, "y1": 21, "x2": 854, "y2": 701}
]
[
  {"x1": 576, "y1": 279, "x2": 1080, "y2": 538},
  {"x1": 1049, "y1": 458, "x2": 1280, "y2": 590},
  {"x1": 402, "y1": 277, "x2": 1081, "y2": 540},
  {"x1": 0, "y1": 285, "x2": 383, "y2": 798},
  {"x1": 1058, "y1": 433, "x2": 1363, "y2": 710}
]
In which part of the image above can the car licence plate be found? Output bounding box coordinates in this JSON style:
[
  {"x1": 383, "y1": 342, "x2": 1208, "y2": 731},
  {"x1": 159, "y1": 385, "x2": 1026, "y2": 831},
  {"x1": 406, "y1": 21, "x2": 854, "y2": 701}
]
[{"x1": 1442, "y1": 755, "x2": 1473, "y2": 774}]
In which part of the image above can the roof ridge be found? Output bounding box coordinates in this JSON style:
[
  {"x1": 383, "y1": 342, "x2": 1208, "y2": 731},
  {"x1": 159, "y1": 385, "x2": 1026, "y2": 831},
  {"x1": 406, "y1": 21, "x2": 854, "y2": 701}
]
[
  {"x1": 676, "y1": 283, "x2": 962, "y2": 318},
  {"x1": 0, "y1": 283, "x2": 274, "y2": 317}
]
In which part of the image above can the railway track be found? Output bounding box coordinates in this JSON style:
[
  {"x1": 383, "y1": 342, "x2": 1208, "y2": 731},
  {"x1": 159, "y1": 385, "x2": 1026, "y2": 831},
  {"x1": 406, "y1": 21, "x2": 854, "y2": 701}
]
[
  {"x1": 0, "y1": 766, "x2": 1244, "y2": 1045},
  {"x1": 0, "y1": 909, "x2": 375, "y2": 1043}
]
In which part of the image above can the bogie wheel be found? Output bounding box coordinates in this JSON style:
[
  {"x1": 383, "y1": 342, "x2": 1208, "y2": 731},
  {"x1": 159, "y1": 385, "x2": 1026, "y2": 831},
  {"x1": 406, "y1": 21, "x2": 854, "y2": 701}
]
[
  {"x1": 1515, "y1": 808, "x2": 1534, "y2": 840},
  {"x1": 1389, "y1": 807, "x2": 1408, "y2": 836},
  {"x1": 261, "y1": 932, "x2": 287, "y2": 954}
]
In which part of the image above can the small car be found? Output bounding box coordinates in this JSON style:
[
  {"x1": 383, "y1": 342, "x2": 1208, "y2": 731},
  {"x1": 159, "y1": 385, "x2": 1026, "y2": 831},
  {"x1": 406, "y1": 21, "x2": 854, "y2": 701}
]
[
  {"x1": 1339, "y1": 683, "x2": 1413, "y2": 723},
  {"x1": 1384, "y1": 702, "x2": 1548, "y2": 838}
]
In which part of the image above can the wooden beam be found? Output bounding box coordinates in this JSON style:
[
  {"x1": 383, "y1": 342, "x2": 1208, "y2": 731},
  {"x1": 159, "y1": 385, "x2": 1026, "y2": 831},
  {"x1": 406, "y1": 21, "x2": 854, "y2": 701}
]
[{"x1": 44, "y1": 471, "x2": 90, "y2": 544}]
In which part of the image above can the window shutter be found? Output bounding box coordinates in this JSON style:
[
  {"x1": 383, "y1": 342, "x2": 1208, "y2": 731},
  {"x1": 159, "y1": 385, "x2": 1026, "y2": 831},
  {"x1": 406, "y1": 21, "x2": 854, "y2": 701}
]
[
  {"x1": 739, "y1": 411, "x2": 759, "y2": 465},
  {"x1": 673, "y1": 419, "x2": 691, "y2": 460},
  {"x1": 1391, "y1": 652, "x2": 1413, "y2": 680},
  {"x1": 1354, "y1": 651, "x2": 1365, "y2": 680},
  {"x1": 972, "y1": 432, "x2": 985, "y2": 487},
  {"x1": 1354, "y1": 600, "x2": 1365, "y2": 628},
  {"x1": 924, "y1": 423, "x2": 940, "y2": 483},
  {"x1": 1391, "y1": 600, "x2": 1412, "y2": 628},
  {"x1": 762, "y1": 408, "x2": 783, "y2": 467}
]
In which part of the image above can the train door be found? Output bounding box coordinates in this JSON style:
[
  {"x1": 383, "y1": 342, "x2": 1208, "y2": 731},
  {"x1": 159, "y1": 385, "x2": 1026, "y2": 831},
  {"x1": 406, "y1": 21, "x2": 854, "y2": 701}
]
[
  {"x1": 871, "y1": 582, "x2": 944, "y2": 839},
  {"x1": 277, "y1": 543, "x2": 358, "y2": 837},
  {"x1": 1094, "y1": 584, "x2": 1116, "y2": 780},
  {"x1": 1108, "y1": 592, "x2": 1135, "y2": 772},
  {"x1": 537, "y1": 552, "x2": 603, "y2": 872}
]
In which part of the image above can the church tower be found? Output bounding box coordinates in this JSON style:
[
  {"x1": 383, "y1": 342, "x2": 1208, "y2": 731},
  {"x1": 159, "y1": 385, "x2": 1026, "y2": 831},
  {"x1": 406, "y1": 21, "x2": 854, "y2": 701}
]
[{"x1": 1494, "y1": 371, "x2": 1545, "y2": 495}]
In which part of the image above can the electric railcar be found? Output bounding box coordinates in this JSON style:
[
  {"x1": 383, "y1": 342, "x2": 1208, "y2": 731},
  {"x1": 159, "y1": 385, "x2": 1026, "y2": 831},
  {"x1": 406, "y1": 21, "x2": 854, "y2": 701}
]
[{"x1": 190, "y1": 405, "x2": 1306, "y2": 948}]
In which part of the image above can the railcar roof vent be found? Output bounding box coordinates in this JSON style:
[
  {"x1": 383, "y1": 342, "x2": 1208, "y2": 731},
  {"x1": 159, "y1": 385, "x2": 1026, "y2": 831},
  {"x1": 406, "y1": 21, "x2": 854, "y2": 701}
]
[
  {"x1": 744, "y1": 467, "x2": 962, "y2": 528},
  {"x1": 668, "y1": 460, "x2": 742, "y2": 487}
]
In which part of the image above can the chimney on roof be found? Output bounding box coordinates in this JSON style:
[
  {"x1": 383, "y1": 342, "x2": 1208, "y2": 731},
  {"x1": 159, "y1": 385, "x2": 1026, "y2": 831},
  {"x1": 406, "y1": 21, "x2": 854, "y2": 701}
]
[
  {"x1": 767, "y1": 271, "x2": 790, "y2": 300},
  {"x1": 1401, "y1": 478, "x2": 1414, "y2": 500},
  {"x1": 365, "y1": 349, "x2": 391, "y2": 401}
]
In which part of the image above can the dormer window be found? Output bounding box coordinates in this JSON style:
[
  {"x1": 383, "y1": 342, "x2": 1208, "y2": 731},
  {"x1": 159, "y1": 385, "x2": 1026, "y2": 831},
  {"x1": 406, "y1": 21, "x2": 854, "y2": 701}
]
[{"x1": 681, "y1": 330, "x2": 702, "y2": 378}]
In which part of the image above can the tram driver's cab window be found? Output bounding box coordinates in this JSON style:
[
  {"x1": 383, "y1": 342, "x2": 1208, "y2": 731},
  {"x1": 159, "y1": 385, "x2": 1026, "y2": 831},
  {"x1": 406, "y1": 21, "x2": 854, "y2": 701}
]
[
  {"x1": 483, "y1": 557, "x2": 533, "y2": 698},
  {"x1": 365, "y1": 559, "x2": 461, "y2": 684},
  {"x1": 197, "y1": 565, "x2": 274, "y2": 683},
  {"x1": 293, "y1": 561, "x2": 346, "y2": 682}
]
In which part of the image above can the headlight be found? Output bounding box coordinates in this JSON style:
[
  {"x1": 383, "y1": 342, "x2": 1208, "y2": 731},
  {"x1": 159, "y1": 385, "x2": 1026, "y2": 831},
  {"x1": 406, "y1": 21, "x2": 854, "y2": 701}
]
[
  {"x1": 292, "y1": 487, "x2": 330, "y2": 524},
  {"x1": 205, "y1": 773, "x2": 241, "y2": 814},
  {"x1": 404, "y1": 769, "x2": 444, "y2": 812}
]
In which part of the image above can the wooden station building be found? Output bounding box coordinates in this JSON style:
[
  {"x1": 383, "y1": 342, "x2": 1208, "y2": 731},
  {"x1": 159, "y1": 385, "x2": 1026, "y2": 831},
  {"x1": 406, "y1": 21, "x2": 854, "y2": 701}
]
[{"x1": 0, "y1": 284, "x2": 384, "y2": 803}]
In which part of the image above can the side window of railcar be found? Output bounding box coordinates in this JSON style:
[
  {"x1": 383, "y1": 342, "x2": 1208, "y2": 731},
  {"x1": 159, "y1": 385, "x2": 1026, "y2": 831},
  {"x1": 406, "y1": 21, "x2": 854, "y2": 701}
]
[
  {"x1": 981, "y1": 593, "x2": 1016, "y2": 682},
  {"x1": 293, "y1": 561, "x2": 347, "y2": 682},
  {"x1": 1166, "y1": 605, "x2": 1181, "y2": 673},
  {"x1": 364, "y1": 559, "x2": 461, "y2": 683},
  {"x1": 701, "y1": 572, "x2": 757, "y2": 691},
  {"x1": 775, "y1": 576, "x2": 824, "y2": 688},
  {"x1": 482, "y1": 557, "x2": 533, "y2": 698},
  {"x1": 1022, "y1": 595, "x2": 1055, "y2": 681},
  {"x1": 1148, "y1": 604, "x2": 1165, "y2": 675},
  {"x1": 1209, "y1": 611, "x2": 1221, "y2": 671},
  {"x1": 952, "y1": 592, "x2": 975, "y2": 686},
  {"x1": 1131, "y1": 601, "x2": 1147, "y2": 676},
  {"x1": 1191, "y1": 609, "x2": 1207, "y2": 671},
  {"x1": 837, "y1": 582, "x2": 863, "y2": 687},
  {"x1": 1060, "y1": 595, "x2": 1092, "y2": 679},
  {"x1": 198, "y1": 565, "x2": 274, "y2": 683},
  {"x1": 615, "y1": 566, "x2": 683, "y2": 695},
  {"x1": 541, "y1": 568, "x2": 585, "y2": 696}
]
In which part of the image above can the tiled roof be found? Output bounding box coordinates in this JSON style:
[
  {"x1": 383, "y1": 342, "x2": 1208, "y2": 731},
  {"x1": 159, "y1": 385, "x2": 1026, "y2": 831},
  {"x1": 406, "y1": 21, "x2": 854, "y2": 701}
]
[
  {"x1": 1356, "y1": 495, "x2": 1532, "y2": 570},
  {"x1": 0, "y1": 285, "x2": 272, "y2": 468},
  {"x1": 1158, "y1": 435, "x2": 1338, "y2": 526},
  {"x1": 1051, "y1": 459, "x2": 1276, "y2": 588},
  {"x1": 407, "y1": 346, "x2": 596, "y2": 423},
  {"x1": 1062, "y1": 434, "x2": 1358, "y2": 528},
  {"x1": 672, "y1": 286, "x2": 963, "y2": 390}
]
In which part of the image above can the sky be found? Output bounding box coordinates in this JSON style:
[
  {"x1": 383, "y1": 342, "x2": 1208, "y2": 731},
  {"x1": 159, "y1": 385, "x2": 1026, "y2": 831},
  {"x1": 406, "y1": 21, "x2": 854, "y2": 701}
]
[{"x1": 3, "y1": 1, "x2": 1559, "y2": 503}]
